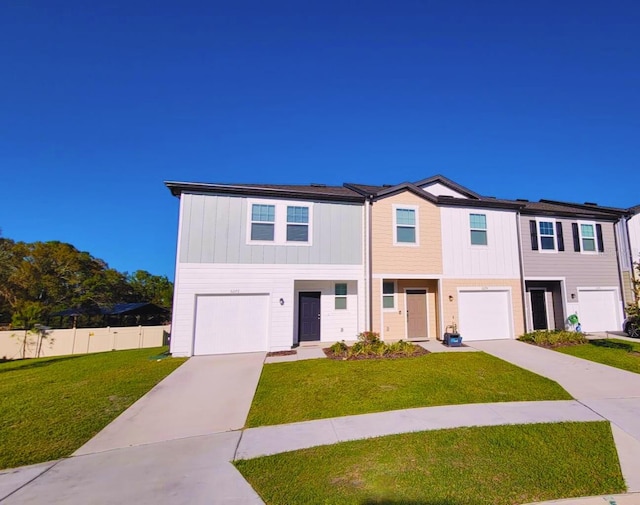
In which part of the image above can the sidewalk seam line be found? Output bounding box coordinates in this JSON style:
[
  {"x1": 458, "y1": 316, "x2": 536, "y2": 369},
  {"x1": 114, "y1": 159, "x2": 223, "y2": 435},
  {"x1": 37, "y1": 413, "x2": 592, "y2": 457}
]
[{"x1": 0, "y1": 461, "x2": 61, "y2": 503}]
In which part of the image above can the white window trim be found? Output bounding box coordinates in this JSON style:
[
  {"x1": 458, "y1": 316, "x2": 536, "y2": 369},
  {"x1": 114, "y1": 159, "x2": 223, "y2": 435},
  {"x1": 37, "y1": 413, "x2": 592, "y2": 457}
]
[
  {"x1": 392, "y1": 204, "x2": 419, "y2": 247},
  {"x1": 246, "y1": 198, "x2": 313, "y2": 246},
  {"x1": 247, "y1": 201, "x2": 276, "y2": 245},
  {"x1": 334, "y1": 283, "x2": 347, "y2": 310},
  {"x1": 469, "y1": 213, "x2": 488, "y2": 247},
  {"x1": 382, "y1": 280, "x2": 397, "y2": 312},
  {"x1": 536, "y1": 217, "x2": 557, "y2": 253},
  {"x1": 577, "y1": 220, "x2": 598, "y2": 255}
]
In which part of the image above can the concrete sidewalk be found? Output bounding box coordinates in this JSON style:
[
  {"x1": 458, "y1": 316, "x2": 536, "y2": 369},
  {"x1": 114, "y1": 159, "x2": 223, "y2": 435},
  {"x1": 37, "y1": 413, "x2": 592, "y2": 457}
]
[
  {"x1": 469, "y1": 339, "x2": 640, "y2": 401},
  {"x1": 236, "y1": 400, "x2": 602, "y2": 459},
  {"x1": 470, "y1": 339, "x2": 640, "y2": 492},
  {"x1": 76, "y1": 352, "x2": 265, "y2": 455},
  {"x1": 1, "y1": 432, "x2": 262, "y2": 505}
]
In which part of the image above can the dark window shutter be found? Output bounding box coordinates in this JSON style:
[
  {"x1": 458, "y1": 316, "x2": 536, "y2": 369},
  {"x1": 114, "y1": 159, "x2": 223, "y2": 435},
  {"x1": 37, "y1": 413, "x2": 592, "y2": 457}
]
[
  {"x1": 529, "y1": 220, "x2": 538, "y2": 251},
  {"x1": 572, "y1": 223, "x2": 581, "y2": 252},
  {"x1": 596, "y1": 224, "x2": 604, "y2": 252},
  {"x1": 556, "y1": 222, "x2": 564, "y2": 251}
]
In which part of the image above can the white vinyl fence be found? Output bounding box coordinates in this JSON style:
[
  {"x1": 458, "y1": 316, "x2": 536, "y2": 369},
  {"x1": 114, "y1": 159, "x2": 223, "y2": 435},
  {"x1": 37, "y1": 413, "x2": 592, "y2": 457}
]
[{"x1": 0, "y1": 325, "x2": 171, "y2": 360}]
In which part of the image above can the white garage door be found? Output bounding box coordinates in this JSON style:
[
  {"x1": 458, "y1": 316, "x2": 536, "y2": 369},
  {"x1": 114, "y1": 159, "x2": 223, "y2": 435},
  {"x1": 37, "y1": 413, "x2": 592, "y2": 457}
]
[
  {"x1": 458, "y1": 290, "x2": 513, "y2": 341},
  {"x1": 193, "y1": 294, "x2": 269, "y2": 355},
  {"x1": 578, "y1": 289, "x2": 620, "y2": 332}
]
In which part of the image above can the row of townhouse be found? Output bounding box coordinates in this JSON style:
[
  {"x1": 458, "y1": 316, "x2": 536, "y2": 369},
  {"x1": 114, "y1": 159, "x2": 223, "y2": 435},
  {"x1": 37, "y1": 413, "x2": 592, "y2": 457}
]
[{"x1": 165, "y1": 175, "x2": 640, "y2": 357}]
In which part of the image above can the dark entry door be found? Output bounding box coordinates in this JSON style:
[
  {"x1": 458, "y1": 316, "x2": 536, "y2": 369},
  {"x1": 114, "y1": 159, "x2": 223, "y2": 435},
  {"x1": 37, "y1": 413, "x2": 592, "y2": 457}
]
[
  {"x1": 299, "y1": 292, "x2": 321, "y2": 342},
  {"x1": 531, "y1": 289, "x2": 548, "y2": 330}
]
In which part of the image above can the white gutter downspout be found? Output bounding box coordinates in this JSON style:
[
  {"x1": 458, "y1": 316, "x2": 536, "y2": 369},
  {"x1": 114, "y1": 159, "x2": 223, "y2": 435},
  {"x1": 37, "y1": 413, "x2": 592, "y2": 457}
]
[
  {"x1": 367, "y1": 194, "x2": 374, "y2": 331},
  {"x1": 515, "y1": 210, "x2": 529, "y2": 333}
]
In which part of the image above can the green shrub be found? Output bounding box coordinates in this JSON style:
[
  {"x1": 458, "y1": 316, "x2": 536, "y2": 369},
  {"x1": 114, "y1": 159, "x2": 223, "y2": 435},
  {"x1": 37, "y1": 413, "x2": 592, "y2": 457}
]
[
  {"x1": 328, "y1": 341, "x2": 348, "y2": 355},
  {"x1": 328, "y1": 336, "x2": 425, "y2": 360},
  {"x1": 357, "y1": 331, "x2": 381, "y2": 345},
  {"x1": 518, "y1": 330, "x2": 588, "y2": 348}
]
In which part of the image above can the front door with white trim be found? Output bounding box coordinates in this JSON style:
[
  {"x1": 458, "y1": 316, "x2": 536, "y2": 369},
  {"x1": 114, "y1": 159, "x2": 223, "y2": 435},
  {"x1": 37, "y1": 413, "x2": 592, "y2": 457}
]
[{"x1": 406, "y1": 289, "x2": 428, "y2": 339}]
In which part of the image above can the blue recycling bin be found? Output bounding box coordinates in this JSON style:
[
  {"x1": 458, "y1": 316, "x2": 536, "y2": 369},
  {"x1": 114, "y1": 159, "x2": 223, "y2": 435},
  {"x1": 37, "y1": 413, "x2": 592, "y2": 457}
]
[{"x1": 443, "y1": 332, "x2": 462, "y2": 347}]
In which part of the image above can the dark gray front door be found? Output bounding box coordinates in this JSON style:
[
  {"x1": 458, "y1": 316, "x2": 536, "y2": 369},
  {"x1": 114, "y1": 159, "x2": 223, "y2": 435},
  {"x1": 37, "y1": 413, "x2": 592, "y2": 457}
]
[
  {"x1": 531, "y1": 289, "x2": 548, "y2": 330},
  {"x1": 299, "y1": 292, "x2": 321, "y2": 342}
]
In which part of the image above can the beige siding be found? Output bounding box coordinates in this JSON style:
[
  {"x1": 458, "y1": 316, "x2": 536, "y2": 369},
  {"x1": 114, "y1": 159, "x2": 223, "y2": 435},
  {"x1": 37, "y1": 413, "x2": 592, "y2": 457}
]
[
  {"x1": 373, "y1": 279, "x2": 439, "y2": 341},
  {"x1": 372, "y1": 191, "x2": 442, "y2": 274},
  {"x1": 0, "y1": 325, "x2": 170, "y2": 361},
  {"x1": 442, "y1": 278, "x2": 524, "y2": 337}
]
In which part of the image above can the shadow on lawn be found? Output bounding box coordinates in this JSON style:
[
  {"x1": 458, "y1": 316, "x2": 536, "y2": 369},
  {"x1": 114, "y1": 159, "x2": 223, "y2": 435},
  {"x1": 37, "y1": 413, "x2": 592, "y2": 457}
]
[
  {"x1": 0, "y1": 354, "x2": 84, "y2": 373},
  {"x1": 589, "y1": 339, "x2": 633, "y2": 352}
]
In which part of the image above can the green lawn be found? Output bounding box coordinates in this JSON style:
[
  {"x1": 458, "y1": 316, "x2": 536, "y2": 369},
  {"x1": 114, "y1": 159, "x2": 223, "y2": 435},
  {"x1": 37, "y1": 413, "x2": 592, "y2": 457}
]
[
  {"x1": 556, "y1": 339, "x2": 640, "y2": 374},
  {"x1": 0, "y1": 347, "x2": 186, "y2": 469},
  {"x1": 246, "y1": 353, "x2": 571, "y2": 427},
  {"x1": 236, "y1": 421, "x2": 625, "y2": 505}
]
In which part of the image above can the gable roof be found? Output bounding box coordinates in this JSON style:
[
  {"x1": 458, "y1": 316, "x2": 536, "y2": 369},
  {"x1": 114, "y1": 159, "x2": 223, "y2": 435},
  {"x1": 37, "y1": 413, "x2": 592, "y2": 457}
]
[
  {"x1": 345, "y1": 178, "x2": 522, "y2": 210},
  {"x1": 165, "y1": 181, "x2": 365, "y2": 203},
  {"x1": 413, "y1": 174, "x2": 482, "y2": 199}
]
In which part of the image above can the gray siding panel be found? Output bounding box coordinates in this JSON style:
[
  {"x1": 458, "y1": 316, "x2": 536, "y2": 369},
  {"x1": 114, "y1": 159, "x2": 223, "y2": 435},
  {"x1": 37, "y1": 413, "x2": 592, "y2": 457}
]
[
  {"x1": 520, "y1": 216, "x2": 621, "y2": 298},
  {"x1": 186, "y1": 195, "x2": 205, "y2": 263},
  {"x1": 179, "y1": 194, "x2": 363, "y2": 265}
]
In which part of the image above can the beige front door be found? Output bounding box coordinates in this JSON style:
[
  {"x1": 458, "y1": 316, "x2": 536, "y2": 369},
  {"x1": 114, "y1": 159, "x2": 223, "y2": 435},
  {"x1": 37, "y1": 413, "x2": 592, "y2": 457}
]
[{"x1": 406, "y1": 289, "x2": 428, "y2": 339}]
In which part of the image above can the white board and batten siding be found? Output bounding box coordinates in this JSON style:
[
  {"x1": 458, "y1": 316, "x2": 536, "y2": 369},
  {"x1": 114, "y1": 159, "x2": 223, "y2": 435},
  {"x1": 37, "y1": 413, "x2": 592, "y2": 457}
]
[
  {"x1": 171, "y1": 263, "x2": 365, "y2": 356},
  {"x1": 441, "y1": 207, "x2": 521, "y2": 279},
  {"x1": 457, "y1": 288, "x2": 514, "y2": 341}
]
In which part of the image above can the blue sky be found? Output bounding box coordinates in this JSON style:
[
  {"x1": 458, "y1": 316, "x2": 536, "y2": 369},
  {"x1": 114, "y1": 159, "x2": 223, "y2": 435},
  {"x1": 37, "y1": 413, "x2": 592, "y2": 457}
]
[{"x1": 1, "y1": 1, "x2": 639, "y2": 279}]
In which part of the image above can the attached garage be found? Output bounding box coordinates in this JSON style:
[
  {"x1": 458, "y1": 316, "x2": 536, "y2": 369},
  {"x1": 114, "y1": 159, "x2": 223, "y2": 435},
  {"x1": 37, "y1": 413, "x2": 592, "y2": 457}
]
[
  {"x1": 193, "y1": 294, "x2": 269, "y2": 355},
  {"x1": 458, "y1": 289, "x2": 513, "y2": 341},
  {"x1": 577, "y1": 289, "x2": 621, "y2": 333}
]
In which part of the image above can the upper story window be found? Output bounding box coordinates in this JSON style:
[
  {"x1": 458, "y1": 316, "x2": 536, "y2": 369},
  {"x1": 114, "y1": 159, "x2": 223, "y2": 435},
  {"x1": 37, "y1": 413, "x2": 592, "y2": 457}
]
[
  {"x1": 580, "y1": 223, "x2": 596, "y2": 252},
  {"x1": 394, "y1": 206, "x2": 418, "y2": 245},
  {"x1": 247, "y1": 199, "x2": 312, "y2": 246},
  {"x1": 469, "y1": 214, "x2": 487, "y2": 245},
  {"x1": 538, "y1": 220, "x2": 556, "y2": 251},
  {"x1": 530, "y1": 218, "x2": 565, "y2": 252},
  {"x1": 287, "y1": 206, "x2": 309, "y2": 242},
  {"x1": 573, "y1": 221, "x2": 604, "y2": 253},
  {"x1": 382, "y1": 281, "x2": 395, "y2": 309},
  {"x1": 250, "y1": 204, "x2": 275, "y2": 241}
]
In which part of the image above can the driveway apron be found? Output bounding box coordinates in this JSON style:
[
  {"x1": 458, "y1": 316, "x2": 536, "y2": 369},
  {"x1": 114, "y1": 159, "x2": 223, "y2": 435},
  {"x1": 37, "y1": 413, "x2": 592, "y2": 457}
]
[{"x1": 76, "y1": 352, "x2": 266, "y2": 455}]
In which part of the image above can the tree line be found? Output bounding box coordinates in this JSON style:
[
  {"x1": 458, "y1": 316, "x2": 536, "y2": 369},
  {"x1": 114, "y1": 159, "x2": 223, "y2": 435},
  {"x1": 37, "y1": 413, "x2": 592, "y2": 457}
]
[{"x1": 0, "y1": 234, "x2": 173, "y2": 329}]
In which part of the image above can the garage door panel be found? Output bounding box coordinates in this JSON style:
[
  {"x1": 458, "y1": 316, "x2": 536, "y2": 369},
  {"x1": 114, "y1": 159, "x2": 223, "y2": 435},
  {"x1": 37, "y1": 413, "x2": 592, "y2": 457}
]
[
  {"x1": 578, "y1": 290, "x2": 619, "y2": 333},
  {"x1": 458, "y1": 290, "x2": 512, "y2": 341},
  {"x1": 194, "y1": 294, "x2": 269, "y2": 355}
]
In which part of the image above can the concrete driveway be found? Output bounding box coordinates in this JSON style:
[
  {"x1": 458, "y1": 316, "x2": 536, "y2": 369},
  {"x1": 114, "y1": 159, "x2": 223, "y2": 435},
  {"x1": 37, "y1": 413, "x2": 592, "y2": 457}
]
[
  {"x1": 0, "y1": 352, "x2": 266, "y2": 505},
  {"x1": 471, "y1": 339, "x2": 640, "y2": 491}
]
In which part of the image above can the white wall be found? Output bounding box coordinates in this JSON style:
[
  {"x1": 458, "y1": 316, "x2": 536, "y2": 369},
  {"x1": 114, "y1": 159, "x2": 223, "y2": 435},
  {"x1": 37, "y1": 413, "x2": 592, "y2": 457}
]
[
  {"x1": 0, "y1": 325, "x2": 170, "y2": 360},
  {"x1": 294, "y1": 280, "x2": 360, "y2": 343},
  {"x1": 171, "y1": 263, "x2": 366, "y2": 356},
  {"x1": 628, "y1": 214, "x2": 640, "y2": 265},
  {"x1": 422, "y1": 182, "x2": 468, "y2": 198},
  {"x1": 441, "y1": 207, "x2": 520, "y2": 279}
]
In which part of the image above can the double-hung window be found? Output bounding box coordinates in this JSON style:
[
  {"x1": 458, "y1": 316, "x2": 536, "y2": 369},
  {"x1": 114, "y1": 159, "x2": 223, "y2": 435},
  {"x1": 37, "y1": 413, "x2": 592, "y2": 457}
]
[
  {"x1": 382, "y1": 281, "x2": 395, "y2": 309},
  {"x1": 334, "y1": 283, "x2": 347, "y2": 310},
  {"x1": 469, "y1": 214, "x2": 487, "y2": 245},
  {"x1": 250, "y1": 204, "x2": 275, "y2": 241},
  {"x1": 286, "y1": 206, "x2": 309, "y2": 242},
  {"x1": 394, "y1": 207, "x2": 417, "y2": 244},
  {"x1": 538, "y1": 221, "x2": 556, "y2": 251},
  {"x1": 579, "y1": 223, "x2": 596, "y2": 252}
]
